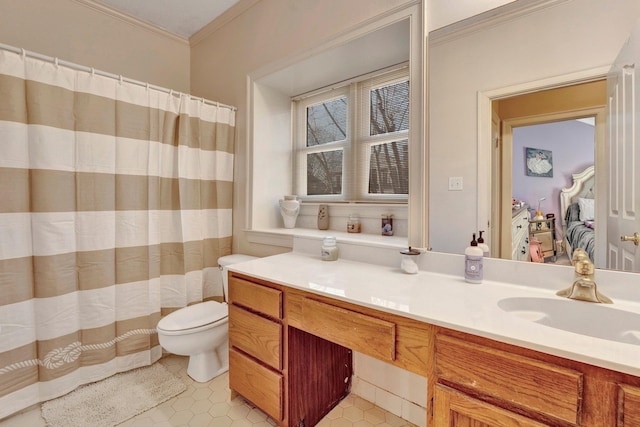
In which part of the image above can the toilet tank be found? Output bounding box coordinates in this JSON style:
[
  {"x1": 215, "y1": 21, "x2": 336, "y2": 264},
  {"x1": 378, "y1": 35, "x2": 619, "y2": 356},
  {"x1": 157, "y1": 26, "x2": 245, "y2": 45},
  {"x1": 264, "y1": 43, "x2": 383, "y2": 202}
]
[{"x1": 218, "y1": 254, "x2": 258, "y2": 298}]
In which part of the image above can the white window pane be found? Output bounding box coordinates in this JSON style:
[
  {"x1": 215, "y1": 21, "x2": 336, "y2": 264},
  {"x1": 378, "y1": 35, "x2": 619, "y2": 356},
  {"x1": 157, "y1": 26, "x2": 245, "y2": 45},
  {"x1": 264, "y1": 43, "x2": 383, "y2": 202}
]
[
  {"x1": 368, "y1": 139, "x2": 408, "y2": 194},
  {"x1": 307, "y1": 97, "x2": 347, "y2": 146},
  {"x1": 307, "y1": 150, "x2": 343, "y2": 195},
  {"x1": 370, "y1": 80, "x2": 409, "y2": 136}
]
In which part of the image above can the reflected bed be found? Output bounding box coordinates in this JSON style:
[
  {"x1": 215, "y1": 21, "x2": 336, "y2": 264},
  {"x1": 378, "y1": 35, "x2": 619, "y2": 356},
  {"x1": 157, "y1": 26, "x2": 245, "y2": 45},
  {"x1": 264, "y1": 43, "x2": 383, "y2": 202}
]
[{"x1": 560, "y1": 166, "x2": 595, "y2": 262}]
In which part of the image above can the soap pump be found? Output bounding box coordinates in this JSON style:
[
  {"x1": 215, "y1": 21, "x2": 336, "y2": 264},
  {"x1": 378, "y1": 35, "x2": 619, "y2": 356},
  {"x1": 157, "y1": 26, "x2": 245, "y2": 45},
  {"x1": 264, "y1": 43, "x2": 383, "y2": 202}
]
[
  {"x1": 477, "y1": 230, "x2": 490, "y2": 257},
  {"x1": 464, "y1": 233, "x2": 483, "y2": 284}
]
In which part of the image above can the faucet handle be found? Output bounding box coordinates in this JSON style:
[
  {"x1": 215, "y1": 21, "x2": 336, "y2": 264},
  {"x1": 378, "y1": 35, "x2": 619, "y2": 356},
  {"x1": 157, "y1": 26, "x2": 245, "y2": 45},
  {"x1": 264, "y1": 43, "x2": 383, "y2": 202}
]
[
  {"x1": 571, "y1": 248, "x2": 589, "y2": 264},
  {"x1": 574, "y1": 259, "x2": 594, "y2": 276}
]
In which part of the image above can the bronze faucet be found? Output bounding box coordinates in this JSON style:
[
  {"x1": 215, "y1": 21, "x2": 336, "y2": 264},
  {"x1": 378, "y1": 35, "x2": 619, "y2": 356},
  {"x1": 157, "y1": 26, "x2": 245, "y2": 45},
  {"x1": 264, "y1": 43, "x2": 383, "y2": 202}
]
[{"x1": 556, "y1": 256, "x2": 612, "y2": 304}]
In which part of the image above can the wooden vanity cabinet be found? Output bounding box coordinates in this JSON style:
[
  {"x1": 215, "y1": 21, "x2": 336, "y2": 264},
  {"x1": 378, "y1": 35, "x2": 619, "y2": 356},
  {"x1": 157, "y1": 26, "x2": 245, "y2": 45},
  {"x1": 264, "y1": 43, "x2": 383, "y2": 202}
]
[
  {"x1": 228, "y1": 272, "x2": 353, "y2": 427},
  {"x1": 433, "y1": 330, "x2": 640, "y2": 427},
  {"x1": 618, "y1": 384, "x2": 640, "y2": 426},
  {"x1": 286, "y1": 288, "x2": 434, "y2": 377},
  {"x1": 228, "y1": 270, "x2": 640, "y2": 427},
  {"x1": 228, "y1": 274, "x2": 285, "y2": 422},
  {"x1": 435, "y1": 334, "x2": 582, "y2": 425},
  {"x1": 434, "y1": 384, "x2": 547, "y2": 427}
]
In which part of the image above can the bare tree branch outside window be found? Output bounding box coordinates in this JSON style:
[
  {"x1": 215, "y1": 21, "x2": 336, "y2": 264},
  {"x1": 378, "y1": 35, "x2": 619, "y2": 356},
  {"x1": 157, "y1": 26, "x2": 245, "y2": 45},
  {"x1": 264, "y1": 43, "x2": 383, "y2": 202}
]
[
  {"x1": 301, "y1": 77, "x2": 409, "y2": 197},
  {"x1": 306, "y1": 97, "x2": 346, "y2": 195},
  {"x1": 369, "y1": 80, "x2": 409, "y2": 194}
]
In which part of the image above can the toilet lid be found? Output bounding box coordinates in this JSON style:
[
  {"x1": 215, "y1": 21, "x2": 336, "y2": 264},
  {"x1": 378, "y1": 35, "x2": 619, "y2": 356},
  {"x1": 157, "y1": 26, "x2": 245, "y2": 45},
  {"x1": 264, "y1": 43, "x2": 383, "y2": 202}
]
[{"x1": 157, "y1": 301, "x2": 228, "y2": 332}]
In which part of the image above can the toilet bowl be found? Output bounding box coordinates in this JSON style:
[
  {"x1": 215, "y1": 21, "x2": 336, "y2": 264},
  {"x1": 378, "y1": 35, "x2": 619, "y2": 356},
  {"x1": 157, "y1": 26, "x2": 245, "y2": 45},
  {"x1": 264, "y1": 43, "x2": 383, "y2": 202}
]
[{"x1": 157, "y1": 254, "x2": 258, "y2": 382}]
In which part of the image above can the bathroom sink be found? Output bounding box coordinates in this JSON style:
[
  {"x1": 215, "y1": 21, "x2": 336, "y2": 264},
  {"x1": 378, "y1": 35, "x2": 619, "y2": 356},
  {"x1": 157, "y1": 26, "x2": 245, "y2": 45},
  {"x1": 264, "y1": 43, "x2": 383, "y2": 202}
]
[{"x1": 497, "y1": 297, "x2": 640, "y2": 345}]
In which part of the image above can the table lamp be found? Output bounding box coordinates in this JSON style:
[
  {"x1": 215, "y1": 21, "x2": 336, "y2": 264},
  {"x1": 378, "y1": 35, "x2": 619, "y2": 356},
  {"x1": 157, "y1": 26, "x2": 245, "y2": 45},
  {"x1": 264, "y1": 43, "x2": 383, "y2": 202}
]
[{"x1": 534, "y1": 197, "x2": 546, "y2": 220}]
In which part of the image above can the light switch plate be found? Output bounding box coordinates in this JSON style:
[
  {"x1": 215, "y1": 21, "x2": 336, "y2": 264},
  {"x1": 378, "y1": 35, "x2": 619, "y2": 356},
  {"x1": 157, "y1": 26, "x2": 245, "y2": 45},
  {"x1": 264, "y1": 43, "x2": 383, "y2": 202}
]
[{"x1": 448, "y1": 177, "x2": 463, "y2": 191}]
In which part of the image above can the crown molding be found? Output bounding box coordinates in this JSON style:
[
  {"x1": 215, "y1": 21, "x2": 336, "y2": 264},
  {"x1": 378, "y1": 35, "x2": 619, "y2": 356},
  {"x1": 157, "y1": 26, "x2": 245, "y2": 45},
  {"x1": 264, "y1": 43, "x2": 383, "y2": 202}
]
[
  {"x1": 189, "y1": 0, "x2": 261, "y2": 46},
  {"x1": 72, "y1": 0, "x2": 189, "y2": 45},
  {"x1": 429, "y1": 0, "x2": 570, "y2": 47}
]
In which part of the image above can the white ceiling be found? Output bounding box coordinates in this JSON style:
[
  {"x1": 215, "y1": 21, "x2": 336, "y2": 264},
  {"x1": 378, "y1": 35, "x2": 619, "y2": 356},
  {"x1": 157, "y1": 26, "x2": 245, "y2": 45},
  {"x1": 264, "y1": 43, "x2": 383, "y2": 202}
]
[
  {"x1": 95, "y1": 0, "x2": 240, "y2": 38},
  {"x1": 427, "y1": 0, "x2": 516, "y2": 30},
  {"x1": 93, "y1": 1, "x2": 522, "y2": 38}
]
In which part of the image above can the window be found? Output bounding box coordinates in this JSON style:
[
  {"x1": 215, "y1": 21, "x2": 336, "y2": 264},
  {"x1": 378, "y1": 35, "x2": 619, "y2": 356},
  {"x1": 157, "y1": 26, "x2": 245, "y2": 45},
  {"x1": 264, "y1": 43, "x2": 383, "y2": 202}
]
[{"x1": 294, "y1": 67, "x2": 409, "y2": 202}]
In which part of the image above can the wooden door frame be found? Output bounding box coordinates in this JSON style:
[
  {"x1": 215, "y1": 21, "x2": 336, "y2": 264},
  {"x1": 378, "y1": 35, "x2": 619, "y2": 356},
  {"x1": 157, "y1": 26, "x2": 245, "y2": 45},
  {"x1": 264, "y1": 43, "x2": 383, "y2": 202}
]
[{"x1": 477, "y1": 66, "x2": 609, "y2": 259}]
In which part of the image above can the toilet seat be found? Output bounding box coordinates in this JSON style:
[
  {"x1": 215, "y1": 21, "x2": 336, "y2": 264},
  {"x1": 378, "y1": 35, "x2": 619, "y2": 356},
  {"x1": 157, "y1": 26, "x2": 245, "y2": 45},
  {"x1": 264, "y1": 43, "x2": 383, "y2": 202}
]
[{"x1": 157, "y1": 301, "x2": 228, "y2": 335}]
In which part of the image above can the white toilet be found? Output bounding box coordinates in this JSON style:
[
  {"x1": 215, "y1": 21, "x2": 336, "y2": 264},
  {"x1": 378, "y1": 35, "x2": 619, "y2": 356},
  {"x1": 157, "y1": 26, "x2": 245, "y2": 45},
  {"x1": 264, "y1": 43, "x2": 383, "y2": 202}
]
[{"x1": 157, "y1": 254, "x2": 257, "y2": 382}]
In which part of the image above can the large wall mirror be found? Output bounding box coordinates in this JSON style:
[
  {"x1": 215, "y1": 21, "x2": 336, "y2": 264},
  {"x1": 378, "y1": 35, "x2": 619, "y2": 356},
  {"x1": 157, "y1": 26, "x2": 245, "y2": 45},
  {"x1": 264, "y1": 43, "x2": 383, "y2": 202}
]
[{"x1": 427, "y1": 0, "x2": 640, "y2": 273}]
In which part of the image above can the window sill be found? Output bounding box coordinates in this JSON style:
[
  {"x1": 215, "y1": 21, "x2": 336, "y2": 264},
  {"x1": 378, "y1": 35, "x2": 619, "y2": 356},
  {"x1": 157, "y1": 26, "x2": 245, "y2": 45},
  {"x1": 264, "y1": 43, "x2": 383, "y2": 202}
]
[{"x1": 246, "y1": 227, "x2": 408, "y2": 249}]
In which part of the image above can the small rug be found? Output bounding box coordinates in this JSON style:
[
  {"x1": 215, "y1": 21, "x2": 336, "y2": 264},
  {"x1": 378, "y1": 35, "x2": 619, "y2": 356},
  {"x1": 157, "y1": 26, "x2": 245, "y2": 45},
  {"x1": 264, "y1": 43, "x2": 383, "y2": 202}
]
[{"x1": 41, "y1": 363, "x2": 186, "y2": 427}]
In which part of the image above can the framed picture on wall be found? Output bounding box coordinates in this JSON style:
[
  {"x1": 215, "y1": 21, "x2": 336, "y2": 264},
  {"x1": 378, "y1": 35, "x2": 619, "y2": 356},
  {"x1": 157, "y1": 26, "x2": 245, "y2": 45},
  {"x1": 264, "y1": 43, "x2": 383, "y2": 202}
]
[{"x1": 525, "y1": 147, "x2": 553, "y2": 177}]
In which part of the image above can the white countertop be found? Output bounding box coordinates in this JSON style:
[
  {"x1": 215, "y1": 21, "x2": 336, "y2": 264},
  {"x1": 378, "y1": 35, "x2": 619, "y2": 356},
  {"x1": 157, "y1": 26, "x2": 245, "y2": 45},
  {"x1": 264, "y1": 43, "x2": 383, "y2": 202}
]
[{"x1": 229, "y1": 251, "x2": 640, "y2": 377}]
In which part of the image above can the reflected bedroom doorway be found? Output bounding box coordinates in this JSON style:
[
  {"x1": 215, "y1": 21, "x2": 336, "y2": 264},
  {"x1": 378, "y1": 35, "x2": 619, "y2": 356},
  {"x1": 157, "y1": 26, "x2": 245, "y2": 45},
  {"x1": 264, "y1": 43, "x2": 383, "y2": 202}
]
[{"x1": 491, "y1": 79, "x2": 607, "y2": 265}]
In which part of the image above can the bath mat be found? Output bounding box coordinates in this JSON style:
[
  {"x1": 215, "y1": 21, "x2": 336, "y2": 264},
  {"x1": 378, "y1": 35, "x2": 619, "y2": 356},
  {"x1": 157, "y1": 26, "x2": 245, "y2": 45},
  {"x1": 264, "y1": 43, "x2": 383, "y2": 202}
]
[{"x1": 41, "y1": 363, "x2": 186, "y2": 427}]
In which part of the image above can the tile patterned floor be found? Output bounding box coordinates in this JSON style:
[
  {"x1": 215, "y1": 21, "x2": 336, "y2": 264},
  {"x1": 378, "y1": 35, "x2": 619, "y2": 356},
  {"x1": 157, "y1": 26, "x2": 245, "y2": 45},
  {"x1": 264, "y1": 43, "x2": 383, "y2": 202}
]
[{"x1": 0, "y1": 355, "x2": 416, "y2": 427}]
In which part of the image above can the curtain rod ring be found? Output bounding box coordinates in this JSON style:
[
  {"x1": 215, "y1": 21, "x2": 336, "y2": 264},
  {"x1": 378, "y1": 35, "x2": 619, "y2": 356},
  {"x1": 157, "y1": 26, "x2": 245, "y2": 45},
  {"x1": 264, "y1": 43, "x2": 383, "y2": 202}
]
[{"x1": 21, "y1": 48, "x2": 26, "y2": 59}]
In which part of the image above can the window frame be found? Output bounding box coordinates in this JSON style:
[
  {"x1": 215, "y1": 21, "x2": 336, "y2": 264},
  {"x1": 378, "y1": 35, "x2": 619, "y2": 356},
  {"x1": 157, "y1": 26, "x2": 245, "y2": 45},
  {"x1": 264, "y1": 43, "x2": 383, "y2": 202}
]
[
  {"x1": 294, "y1": 85, "x2": 352, "y2": 201},
  {"x1": 293, "y1": 66, "x2": 410, "y2": 203}
]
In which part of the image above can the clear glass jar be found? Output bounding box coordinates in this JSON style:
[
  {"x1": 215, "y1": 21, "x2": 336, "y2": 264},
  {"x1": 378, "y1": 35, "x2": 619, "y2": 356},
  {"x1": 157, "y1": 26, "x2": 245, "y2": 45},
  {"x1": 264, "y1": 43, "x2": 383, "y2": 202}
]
[
  {"x1": 347, "y1": 214, "x2": 361, "y2": 233},
  {"x1": 400, "y1": 247, "x2": 421, "y2": 274},
  {"x1": 321, "y1": 236, "x2": 339, "y2": 261}
]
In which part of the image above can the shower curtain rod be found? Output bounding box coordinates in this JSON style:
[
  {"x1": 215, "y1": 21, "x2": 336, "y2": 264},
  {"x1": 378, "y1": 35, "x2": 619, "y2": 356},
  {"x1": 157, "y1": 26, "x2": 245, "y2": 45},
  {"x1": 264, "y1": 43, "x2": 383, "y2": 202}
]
[{"x1": 0, "y1": 42, "x2": 237, "y2": 111}]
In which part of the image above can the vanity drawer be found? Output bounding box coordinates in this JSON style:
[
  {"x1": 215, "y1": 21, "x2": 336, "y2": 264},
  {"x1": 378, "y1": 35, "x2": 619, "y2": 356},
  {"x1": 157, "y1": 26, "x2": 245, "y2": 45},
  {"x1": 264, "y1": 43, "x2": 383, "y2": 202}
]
[
  {"x1": 435, "y1": 384, "x2": 548, "y2": 427},
  {"x1": 229, "y1": 304, "x2": 282, "y2": 370},
  {"x1": 229, "y1": 348, "x2": 283, "y2": 421},
  {"x1": 618, "y1": 384, "x2": 640, "y2": 426},
  {"x1": 288, "y1": 295, "x2": 396, "y2": 362},
  {"x1": 228, "y1": 274, "x2": 282, "y2": 319},
  {"x1": 435, "y1": 334, "x2": 583, "y2": 425}
]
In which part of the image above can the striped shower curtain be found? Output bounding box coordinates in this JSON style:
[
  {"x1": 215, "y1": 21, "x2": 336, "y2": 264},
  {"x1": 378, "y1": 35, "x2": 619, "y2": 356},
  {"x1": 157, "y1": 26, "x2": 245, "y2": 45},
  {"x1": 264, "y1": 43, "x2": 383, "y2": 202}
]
[{"x1": 0, "y1": 49, "x2": 234, "y2": 418}]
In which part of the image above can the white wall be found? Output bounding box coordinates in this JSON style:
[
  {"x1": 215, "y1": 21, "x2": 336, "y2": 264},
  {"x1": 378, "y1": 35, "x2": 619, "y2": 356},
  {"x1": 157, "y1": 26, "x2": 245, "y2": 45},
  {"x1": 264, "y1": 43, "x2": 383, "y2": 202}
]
[
  {"x1": 0, "y1": 0, "x2": 191, "y2": 92},
  {"x1": 7, "y1": 0, "x2": 639, "y2": 423},
  {"x1": 190, "y1": 0, "x2": 426, "y2": 420},
  {"x1": 190, "y1": 0, "x2": 416, "y2": 258},
  {"x1": 428, "y1": 0, "x2": 640, "y2": 254}
]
